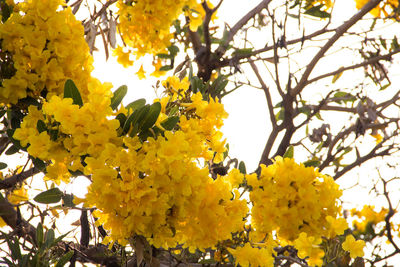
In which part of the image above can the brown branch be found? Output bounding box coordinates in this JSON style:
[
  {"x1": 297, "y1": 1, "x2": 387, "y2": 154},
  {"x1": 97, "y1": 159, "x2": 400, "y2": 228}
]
[
  {"x1": 0, "y1": 167, "x2": 40, "y2": 190},
  {"x1": 217, "y1": 26, "x2": 334, "y2": 69},
  {"x1": 215, "y1": 0, "x2": 272, "y2": 57},
  {"x1": 250, "y1": 61, "x2": 277, "y2": 127},
  {"x1": 306, "y1": 48, "x2": 400, "y2": 86},
  {"x1": 381, "y1": 176, "x2": 400, "y2": 252},
  {"x1": 333, "y1": 145, "x2": 392, "y2": 180},
  {"x1": 0, "y1": 193, "x2": 36, "y2": 245},
  {"x1": 291, "y1": 0, "x2": 383, "y2": 97}
]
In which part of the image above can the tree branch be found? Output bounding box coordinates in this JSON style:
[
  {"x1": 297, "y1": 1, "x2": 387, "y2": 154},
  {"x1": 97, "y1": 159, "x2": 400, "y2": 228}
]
[
  {"x1": 0, "y1": 167, "x2": 40, "y2": 190},
  {"x1": 291, "y1": 0, "x2": 383, "y2": 97},
  {"x1": 215, "y1": 0, "x2": 272, "y2": 57},
  {"x1": 306, "y1": 48, "x2": 400, "y2": 86}
]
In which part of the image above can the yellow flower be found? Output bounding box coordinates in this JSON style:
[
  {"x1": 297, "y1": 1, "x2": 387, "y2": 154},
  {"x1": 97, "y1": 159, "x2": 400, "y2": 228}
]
[
  {"x1": 342, "y1": 235, "x2": 365, "y2": 258},
  {"x1": 228, "y1": 243, "x2": 274, "y2": 267},
  {"x1": 136, "y1": 65, "x2": 146, "y2": 79},
  {"x1": 113, "y1": 46, "x2": 134, "y2": 68},
  {"x1": 8, "y1": 186, "x2": 29, "y2": 204}
]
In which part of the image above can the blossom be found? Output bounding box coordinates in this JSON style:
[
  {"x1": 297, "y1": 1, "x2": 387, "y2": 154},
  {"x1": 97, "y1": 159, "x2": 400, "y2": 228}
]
[{"x1": 342, "y1": 235, "x2": 365, "y2": 258}]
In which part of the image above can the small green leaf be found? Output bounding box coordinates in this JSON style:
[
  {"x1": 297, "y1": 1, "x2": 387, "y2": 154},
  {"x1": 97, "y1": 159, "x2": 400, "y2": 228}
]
[
  {"x1": 62, "y1": 194, "x2": 74, "y2": 208},
  {"x1": 55, "y1": 250, "x2": 74, "y2": 267},
  {"x1": 115, "y1": 113, "x2": 127, "y2": 129},
  {"x1": 64, "y1": 79, "x2": 83, "y2": 107},
  {"x1": 159, "y1": 65, "x2": 173, "y2": 71},
  {"x1": 34, "y1": 188, "x2": 63, "y2": 204},
  {"x1": 283, "y1": 145, "x2": 294, "y2": 159},
  {"x1": 315, "y1": 112, "x2": 323, "y2": 120},
  {"x1": 160, "y1": 116, "x2": 179, "y2": 131},
  {"x1": 36, "y1": 120, "x2": 47, "y2": 133},
  {"x1": 110, "y1": 85, "x2": 128, "y2": 110},
  {"x1": 304, "y1": 159, "x2": 320, "y2": 167},
  {"x1": 7, "y1": 237, "x2": 21, "y2": 261},
  {"x1": 232, "y1": 48, "x2": 253, "y2": 57},
  {"x1": 124, "y1": 105, "x2": 150, "y2": 136},
  {"x1": 126, "y1": 99, "x2": 146, "y2": 112},
  {"x1": 44, "y1": 228, "x2": 55, "y2": 249},
  {"x1": 140, "y1": 102, "x2": 162, "y2": 131},
  {"x1": 5, "y1": 145, "x2": 19, "y2": 155},
  {"x1": 36, "y1": 223, "x2": 44, "y2": 247},
  {"x1": 0, "y1": 110, "x2": 7, "y2": 119},
  {"x1": 305, "y1": 5, "x2": 330, "y2": 18},
  {"x1": 0, "y1": 162, "x2": 7, "y2": 170},
  {"x1": 238, "y1": 161, "x2": 246, "y2": 174},
  {"x1": 31, "y1": 157, "x2": 46, "y2": 171}
]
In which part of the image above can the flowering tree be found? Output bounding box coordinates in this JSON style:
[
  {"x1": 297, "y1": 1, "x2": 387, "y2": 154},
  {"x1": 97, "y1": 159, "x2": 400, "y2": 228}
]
[{"x1": 0, "y1": 0, "x2": 399, "y2": 266}]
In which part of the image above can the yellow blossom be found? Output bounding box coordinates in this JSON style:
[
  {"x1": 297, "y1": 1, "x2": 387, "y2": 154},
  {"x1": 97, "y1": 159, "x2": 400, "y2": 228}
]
[{"x1": 342, "y1": 235, "x2": 365, "y2": 258}]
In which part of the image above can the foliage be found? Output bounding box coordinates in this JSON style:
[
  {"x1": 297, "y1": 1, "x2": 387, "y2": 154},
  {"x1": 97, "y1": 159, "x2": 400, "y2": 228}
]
[{"x1": 0, "y1": 0, "x2": 399, "y2": 266}]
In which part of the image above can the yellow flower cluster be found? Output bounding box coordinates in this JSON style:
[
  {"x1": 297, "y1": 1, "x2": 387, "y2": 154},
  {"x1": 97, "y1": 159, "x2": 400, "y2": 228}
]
[
  {"x1": 14, "y1": 72, "x2": 247, "y2": 251},
  {"x1": 228, "y1": 243, "x2": 275, "y2": 267},
  {"x1": 14, "y1": 78, "x2": 119, "y2": 184},
  {"x1": 351, "y1": 205, "x2": 388, "y2": 233},
  {"x1": 247, "y1": 157, "x2": 343, "y2": 242},
  {"x1": 0, "y1": 0, "x2": 93, "y2": 104},
  {"x1": 355, "y1": 0, "x2": 399, "y2": 19},
  {"x1": 115, "y1": 0, "x2": 210, "y2": 61},
  {"x1": 293, "y1": 233, "x2": 325, "y2": 266},
  {"x1": 342, "y1": 235, "x2": 365, "y2": 258},
  {"x1": 84, "y1": 77, "x2": 244, "y2": 250}
]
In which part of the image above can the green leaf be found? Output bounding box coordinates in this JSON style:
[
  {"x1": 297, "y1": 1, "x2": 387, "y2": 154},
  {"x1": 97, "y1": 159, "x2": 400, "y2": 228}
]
[
  {"x1": 44, "y1": 229, "x2": 55, "y2": 249},
  {"x1": 36, "y1": 120, "x2": 47, "y2": 133},
  {"x1": 304, "y1": 5, "x2": 330, "y2": 18},
  {"x1": 232, "y1": 48, "x2": 253, "y2": 57},
  {"x1": 110, "y1": 85, "x2": 128, "y2": 110},
  {"x1": 124, "y1": 105, "x2": 150, "y2": 136},
  {"x1": 0, "y1": 109, "x2": 6, "y2": 119},
  {"x1": 304, "y1": 159, "x2": 320, "y2": 167},
  {"x1": 283, "y1": 145, "x2": 294, "y2": 159},
  {"x1": 140, "y1": 102, "x2": 161, "y2": 131},
  {"x1": 0, "y1": 162, "x2": 7, "y2": 170},
  {"x1": 7, "y1": 237, "x2": 21, "y2": 261},
  {"x1": 31, "y1": 157, "x2": 46, "y2": 171},
  {"x1": 55, "y1": 251, "x2": 74, "y2": 267},
  {"x1": 62, "y1": 194, "x2": 74, "y2": 208},
  {"x1": 126, "y1": 98, "x2": 146, "y2": 112},
  {"x1": 36, "y1": 223, "x2": 44, "y2": 248},
  {"x1": 63, "y1": 79, "x2": 83, "y2": 107},
  {"x1": 34, "y1": 188, "x2": 63, "y2": 204},
  {"x1": 160, "y1": 116, "x2": 179, "y2": 131},
  {"x1": 159, "y1": 65, "x2": 173, "y2": 71},
  {"x1": 1, "y1": 1, "x2": 13, "y2": 22},
  {"x1": 115, "y1": 113, "x2": 127, "y2": 129},
  {"x1": 5, "y1": 145, "x2": 19, "y2": 155},
  {"x1": 168, "y1": 45, "x2": 179, "y2": 57},
  {"x1": 223, "y1": 143, "x2": 230, "y2": 160},
  {"x1": 238, "y1": 161, "x2": 246, "y2": 174}
]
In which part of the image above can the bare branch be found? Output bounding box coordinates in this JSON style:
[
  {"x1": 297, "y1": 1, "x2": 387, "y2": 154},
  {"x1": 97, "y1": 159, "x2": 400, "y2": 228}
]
[
  {"x1": 291, "y1": 0, "x2": 383, "y2": 96},
  {"x1": 0, "y1": 167, "x2": 40, "y2": 190},
  {"x1": 216, "y1": 0, "x2": 272, "y2": 57}
]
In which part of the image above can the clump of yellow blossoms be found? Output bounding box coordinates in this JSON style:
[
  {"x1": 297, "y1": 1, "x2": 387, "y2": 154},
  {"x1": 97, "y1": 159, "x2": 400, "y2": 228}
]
[
  {"x1": 342, "y1": 235, "x2": 365, "y2": 258},
  {"x1": 115, "y1": 0, "x2": 213, "y2": 62},
  {"x1": 228, "y1": 242, "x2": 275, "y2": 267},
  {"x1": 14, "y1": 74, "x2": 247, "y2": 251},
  {"x1": 0, "y1": 0, "x2": 93, "y2": 104},
  {"x1": 355, "y1": 0, "x2": 399, "y2": 19},
  {"x1": 14, "y1": 78, "x2": 119, "y2": 184},
  {"x1": 351, "y1": 205, "x2": 388, "y2": 233},
  {"x1": 248, "y1": 157, "x2": 343, "y2": 242}
]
